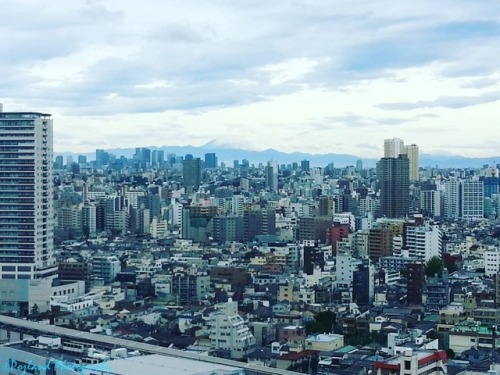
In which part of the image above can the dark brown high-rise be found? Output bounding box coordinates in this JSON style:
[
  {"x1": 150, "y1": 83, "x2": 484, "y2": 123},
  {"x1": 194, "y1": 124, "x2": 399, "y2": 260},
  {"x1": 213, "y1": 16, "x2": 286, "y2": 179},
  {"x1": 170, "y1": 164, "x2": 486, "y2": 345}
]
[{"x1": 406, "y1": 262, "x2": 424, "y2": 305}]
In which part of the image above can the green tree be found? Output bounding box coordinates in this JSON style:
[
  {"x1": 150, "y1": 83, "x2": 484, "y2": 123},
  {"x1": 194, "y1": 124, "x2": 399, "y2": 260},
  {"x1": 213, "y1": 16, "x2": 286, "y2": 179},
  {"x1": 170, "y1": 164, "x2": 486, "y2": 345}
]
[
  {"x1": 424, "y1": 256, "x2": 444, "y2": 278},
  {"x1": 306, "y1": 311, "x2": 336, "y2": 334}
]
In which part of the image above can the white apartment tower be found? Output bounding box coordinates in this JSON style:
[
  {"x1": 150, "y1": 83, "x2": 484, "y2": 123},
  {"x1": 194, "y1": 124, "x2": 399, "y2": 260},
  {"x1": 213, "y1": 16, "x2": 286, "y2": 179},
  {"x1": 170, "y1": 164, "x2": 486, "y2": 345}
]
[
  {"x1": 404, "y1": 144, "x2": 419, "y2": 181},
  {"x1": 384, "y1": 138, "x2": 419, "y2": 181},
  {"x1": 208, "y1": 298, "x2": 256, "y2": 359},
  {"x1": 461, "y1": 180, "x2": 484, "y2": 220},
  {"x1": 384, "y1": 137, "x2": 405, "y2": 158},
  {"x1": 0, "y1": 110, "x2": 57, "y2": 280},
  {"x1": 444, "y1": 180, "x2": 460, "y2": 219},
  {"x1": 484, "y1": 248, "x2": 500, "y2": 277},
  {"x1": 420, "y1": 190, "x2": 441, "y2": 218},
  {"x1": 444, "y1": 179, "x2": 484, "y2": 220},
  {"x1": 404, "y1": 220, "x2": 442, "y2": 261},
  {"x1": 231, "y1": 194, "x2": 245, "y2": 216}
]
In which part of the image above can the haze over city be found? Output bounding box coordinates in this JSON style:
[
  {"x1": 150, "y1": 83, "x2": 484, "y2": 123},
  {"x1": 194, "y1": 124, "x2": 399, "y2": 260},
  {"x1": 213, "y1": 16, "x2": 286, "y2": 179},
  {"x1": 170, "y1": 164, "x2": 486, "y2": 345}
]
[{"x1": 1, "y1": 1, "x2": 500, "y2": 157}]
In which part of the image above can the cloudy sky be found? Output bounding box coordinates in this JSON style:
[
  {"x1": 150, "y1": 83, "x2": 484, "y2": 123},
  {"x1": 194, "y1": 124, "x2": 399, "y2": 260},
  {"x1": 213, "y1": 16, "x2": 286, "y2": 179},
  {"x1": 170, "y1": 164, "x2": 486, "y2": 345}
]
[{"x1": 2, "y1": 0, "x2": 500, "y2": 158}]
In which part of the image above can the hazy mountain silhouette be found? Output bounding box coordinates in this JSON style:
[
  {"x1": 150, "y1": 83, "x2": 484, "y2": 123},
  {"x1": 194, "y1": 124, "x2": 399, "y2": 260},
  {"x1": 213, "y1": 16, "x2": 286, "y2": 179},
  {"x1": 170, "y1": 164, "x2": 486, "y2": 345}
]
[{"x1": 59, "y1": 143, "x2": 500, "y2": 169}]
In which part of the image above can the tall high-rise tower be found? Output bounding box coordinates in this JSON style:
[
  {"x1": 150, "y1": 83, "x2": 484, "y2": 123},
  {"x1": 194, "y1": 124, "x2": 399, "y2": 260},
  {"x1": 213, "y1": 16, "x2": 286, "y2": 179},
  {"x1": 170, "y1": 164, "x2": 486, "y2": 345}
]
[
  {"x1": 404, "y1": 144, "x2": 419, "y2": 181},
  {"x1": 384, "y1": 138, "x2": 419, "y2": 182},
  {"x1": 182, "y1": 155, "x2": 202, "y2": 193},
  {"x1": 265, "y1": 160, "x2": 278, "y2": 192},
  {"x1": 0, "y1": 110, "x2": 57, "y2": 279},
  {"x1": 384, "y1": 137, "x2": 405, "y2": 158},
  {"x1": 204, "y1": 153, "x2": 218, "y2": 169},
  {"x1": 378, "y1": 155, "x2": 410, "y2": 218}
]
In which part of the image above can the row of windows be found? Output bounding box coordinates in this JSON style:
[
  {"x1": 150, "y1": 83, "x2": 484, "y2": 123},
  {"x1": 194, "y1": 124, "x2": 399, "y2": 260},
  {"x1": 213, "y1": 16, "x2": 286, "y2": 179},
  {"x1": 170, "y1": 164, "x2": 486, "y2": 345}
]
[
  {"x1": 0, "y1": 218, "x2": 35, "y2": 223},
  {"x1": 53, "y1": 288, "x2": 76, "y2": 295},
  {"x1": 0, "y1": 201, "x2": 35, "y2": 206},
  {"x1": 0, "y1": 247, "x2": 35, "y2": 252},
  {"x1": 0, "y1": 141, "x2": 35, "y2": 146},
  {"x1": 2, "y1": 274, "x2": 31, "y2": 279},
  {"x1": 0, "y1": 207, "x2": 35, "y2": 211},
  {"x1": 0, "y1": 191, "x2": 35, "y2": 196},
  {"x1": 0, "y1": 172, "x2": 35, "y2": 177},
  {"x1": 0, "y1": 179, "x2": 35, "y2": 184},
  {"x1": 0, "y1": 258, "x2": 34, "y2": 263},
  {"x1": 0, "y1": 217, "x2": 35, "y2": 224},
  {"x1": 2, "y1": 266, "x2": 31, "y2": 271},
  {"x1": 0, "y1": 231, "x2": 35, "y2": 237},
  {"x1": 0, "y1": 161, "x2": 35, "y2": 166},
  {"x1": 0, "y1": 117, "x2": 37, "y2": 122},
  {"x1": 0, "y1": 123, "x2": 35, "y2": 128},
  {"x1": 0, "y1": 146, "x2": 35, "y2": 151},
  {"x1": 0, "y1": 134, "x2": 34, "y2": 139},
  {"x1": 0, "y1": 186, "x2": 36, "y2": 190},
  {"x1": 0, "y1": 153, "x2": 35, "y2": 158},
  {"x1": 0, "y1": 167, "x2": 35, "y2": 171},
  {"x1": 0, "y1": 226, "x2": 34, "y2": 231}
]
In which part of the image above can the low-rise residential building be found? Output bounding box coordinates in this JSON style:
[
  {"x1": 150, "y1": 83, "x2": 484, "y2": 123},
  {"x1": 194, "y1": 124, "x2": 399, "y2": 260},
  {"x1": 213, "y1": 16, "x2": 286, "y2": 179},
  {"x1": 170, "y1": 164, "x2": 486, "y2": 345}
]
[
  {"x1": 374, "y1": 350, "x2": 447, "y2": 375},
  {"x1": 449, "y1": 322, "x2": 500, "y2": 355},
  {"x1": 304, "y1": 333, "x2": 344, "y2": 352}
]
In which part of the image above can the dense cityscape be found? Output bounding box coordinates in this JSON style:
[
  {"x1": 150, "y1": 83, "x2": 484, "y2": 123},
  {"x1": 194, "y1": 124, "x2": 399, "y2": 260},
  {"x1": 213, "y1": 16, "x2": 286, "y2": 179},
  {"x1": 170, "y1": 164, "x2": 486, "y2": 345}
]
[{"x1": 1, "y1": 108, "x2": 500, "y2": 375}]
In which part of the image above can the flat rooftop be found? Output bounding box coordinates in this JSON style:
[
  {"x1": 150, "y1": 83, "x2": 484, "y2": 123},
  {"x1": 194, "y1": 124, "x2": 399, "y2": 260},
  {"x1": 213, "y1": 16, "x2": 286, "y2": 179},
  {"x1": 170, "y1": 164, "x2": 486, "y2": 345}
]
[
  {"x1": 383, "y1": 351, "x2": 437, "y2": 365},
  {"x1": 451, "y1": 324, "x2": 496, "y2": 335},
  {"x1": 87, "y1": 354, "x2": 242, "y2": 375},
  {"x1": 0, "y1": 112, "x2": 51, "y2": 118},
  {"x1": 6, "y1": 342, "x2": 82, "y2": 364}
]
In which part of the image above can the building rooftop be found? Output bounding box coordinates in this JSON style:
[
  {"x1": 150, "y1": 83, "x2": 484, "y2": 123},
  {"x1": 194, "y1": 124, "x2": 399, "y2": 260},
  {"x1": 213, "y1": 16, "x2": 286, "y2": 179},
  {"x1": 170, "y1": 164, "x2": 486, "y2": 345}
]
[
  {"x1": 382, "y1": 350, "x2": 439, "y2": 365},
  {"x1": 0, "y1": 112, "x2": 51, "y2": 118},
  {"x1": 88, "y1": 354, "x2": 242, "y2": 375},
  {"x1": 450, "y1": 322, "x2": 498, "y2": 335},
  {"x1": 336, "y1": 345, "x2": 358, "y2": 353},
  {"x1": 306, "y1": 333, "x2": 343, "y2": 342},
  {"x1": 7, "y1": 341, "x2": 82, "y2": 364}
]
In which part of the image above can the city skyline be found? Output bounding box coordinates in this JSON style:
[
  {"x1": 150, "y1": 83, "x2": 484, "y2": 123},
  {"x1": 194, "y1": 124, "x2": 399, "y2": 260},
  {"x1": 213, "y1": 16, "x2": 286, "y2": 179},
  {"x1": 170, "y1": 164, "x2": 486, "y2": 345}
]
[{"x1": 1, "y1": 1, "x2": 500, "y2": 157}]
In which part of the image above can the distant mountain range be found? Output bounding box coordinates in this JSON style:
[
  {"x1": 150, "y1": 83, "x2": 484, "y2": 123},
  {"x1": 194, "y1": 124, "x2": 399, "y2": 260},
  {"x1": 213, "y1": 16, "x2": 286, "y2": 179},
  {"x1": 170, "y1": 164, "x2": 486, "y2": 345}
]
[{"x1": 58, "y1": 144, "x2": 500, "y2": 169}]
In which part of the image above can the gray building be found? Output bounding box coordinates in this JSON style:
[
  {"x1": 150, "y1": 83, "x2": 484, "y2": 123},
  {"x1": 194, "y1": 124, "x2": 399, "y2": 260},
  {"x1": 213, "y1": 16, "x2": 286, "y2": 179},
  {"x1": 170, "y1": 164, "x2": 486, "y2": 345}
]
[
  {"x1": 378, "y1": 155, "x2": 410, "y2": 218},
  {"x1": 171, "y1": 274, "x2": 210, "y2": 305},
  {"x1": 92, "y1": 256, "x2": 120, "y2": 284}
]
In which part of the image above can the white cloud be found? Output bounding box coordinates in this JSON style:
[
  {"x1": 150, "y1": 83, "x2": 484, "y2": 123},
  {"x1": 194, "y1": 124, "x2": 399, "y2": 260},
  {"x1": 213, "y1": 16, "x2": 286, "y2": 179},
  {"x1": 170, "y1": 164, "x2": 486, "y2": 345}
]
[
  {"x1": 261, "y1": 58, "x2": 328, "y2": 85},
  {"x1": 1, "y1": 0, "x2": 500, "y2": 158}
]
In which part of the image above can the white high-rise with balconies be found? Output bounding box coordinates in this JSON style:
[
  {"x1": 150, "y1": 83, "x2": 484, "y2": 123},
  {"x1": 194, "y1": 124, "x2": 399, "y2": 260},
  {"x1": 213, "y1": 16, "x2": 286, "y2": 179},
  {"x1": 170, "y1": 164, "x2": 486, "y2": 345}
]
[
  {"x1": 384, "y1": 137, "x2": 405, "y2": 158},
  {"x1": 404, "y1": 144, "x2": 419, "y2": 181},
  {"x1": 384, "y1": 138, "x2": 419, "y2": 181},
  {"x1": 444, "y1": 179, "x2": 460, "y2": 219},
  {"x1": 0, "y1": 109, "x2": 57, "y2": 280},
  {"x1": 404, "y1": 220, "x2": 442, "y2": 261},
  {"x1": 461, "y1": 180, "x2": 484, "y2": 220},
  {"x1": 444, "y1": 179, "x2": 484, "y2": 220},
  {"x1": 208, "y1": 298, "x2": 256, "y2": 359}
]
